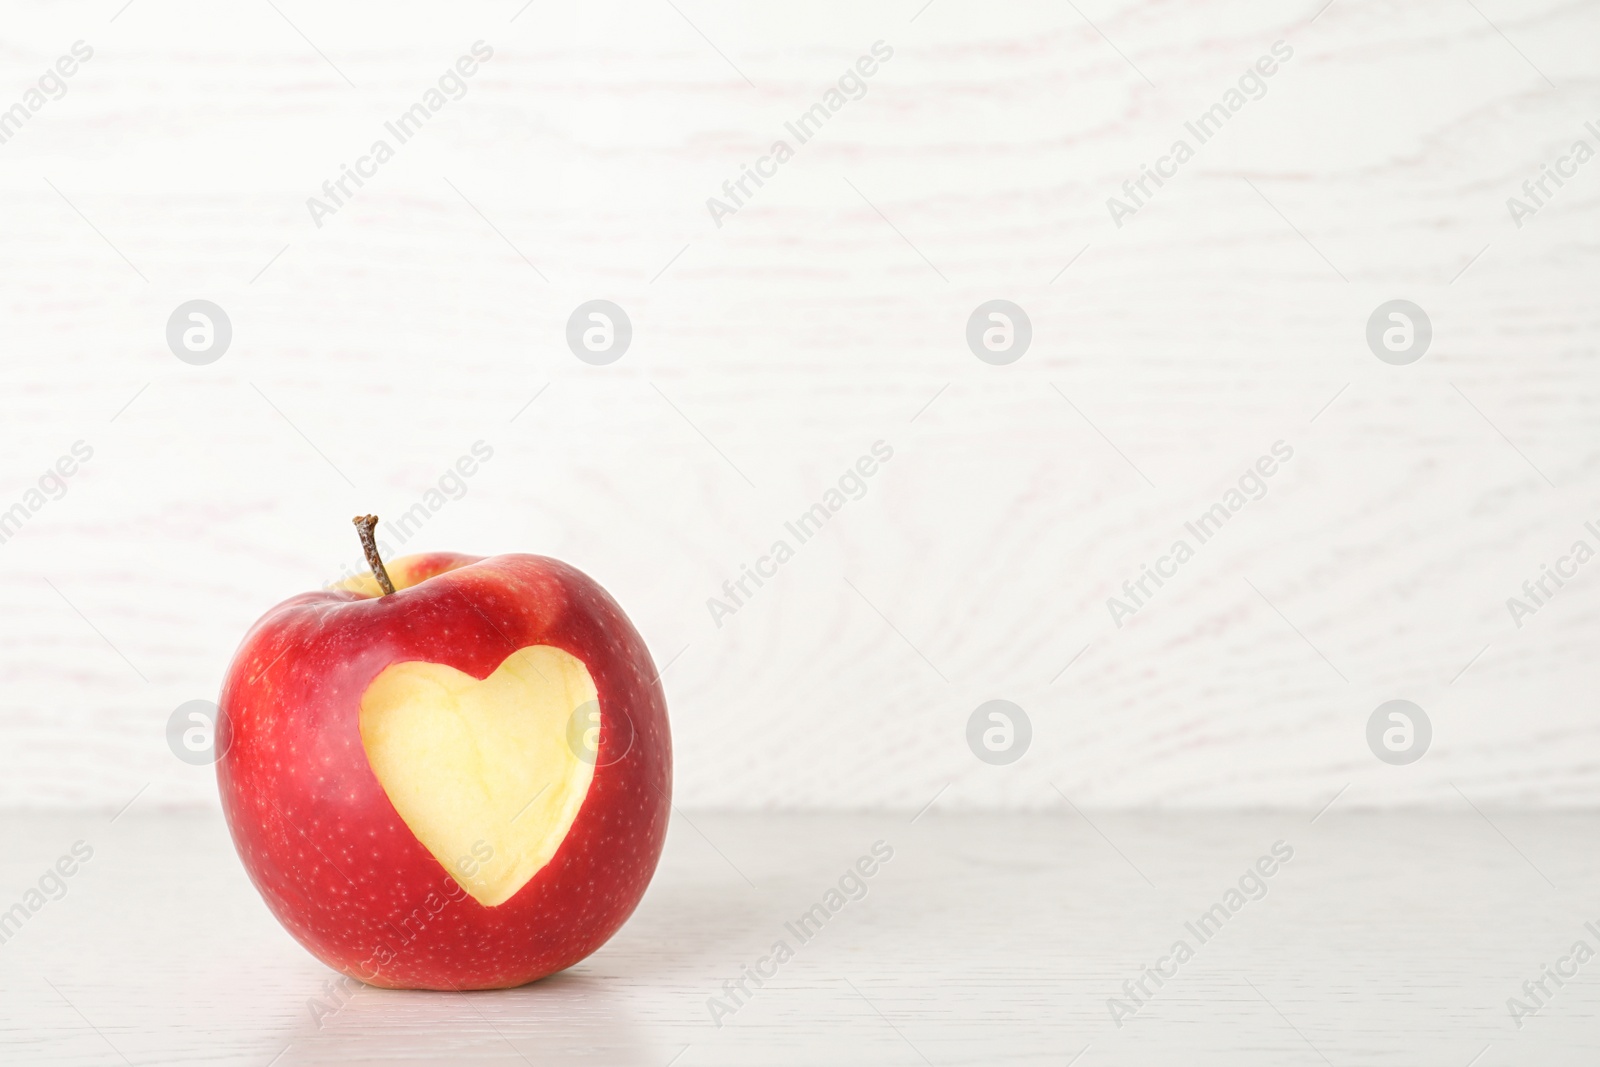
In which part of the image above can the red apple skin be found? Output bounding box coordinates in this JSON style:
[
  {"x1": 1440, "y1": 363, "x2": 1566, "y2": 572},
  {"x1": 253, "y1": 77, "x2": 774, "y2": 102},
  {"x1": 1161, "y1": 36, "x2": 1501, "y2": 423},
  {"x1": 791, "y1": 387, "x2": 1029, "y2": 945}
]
[{"x1": 215, "y1": 552, "x2": 670, "y2": 990}]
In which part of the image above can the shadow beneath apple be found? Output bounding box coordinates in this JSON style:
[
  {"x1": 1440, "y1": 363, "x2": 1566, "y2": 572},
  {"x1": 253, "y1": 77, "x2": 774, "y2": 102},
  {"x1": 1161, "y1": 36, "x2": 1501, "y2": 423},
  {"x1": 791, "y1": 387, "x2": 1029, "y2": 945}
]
[
  {"x1": 568, "y1": 810, "x2": 849, "y2": 988},
  {"x1": 276, "y1": 814, "x2": 853, "y2": 1063},
  {"x1": 279, "y1": 969, "x2": 660, "y2": 1066},
  {"x1": 579, "y1": 868, "x2": 781, "y2": 985}
]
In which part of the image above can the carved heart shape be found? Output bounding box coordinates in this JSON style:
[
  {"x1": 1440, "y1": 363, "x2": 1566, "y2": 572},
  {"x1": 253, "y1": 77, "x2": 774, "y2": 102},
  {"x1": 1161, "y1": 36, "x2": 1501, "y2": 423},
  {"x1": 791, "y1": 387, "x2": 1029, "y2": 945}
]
[{"x1": 358, "y1": 645, "x2": 599, "y2": 907}]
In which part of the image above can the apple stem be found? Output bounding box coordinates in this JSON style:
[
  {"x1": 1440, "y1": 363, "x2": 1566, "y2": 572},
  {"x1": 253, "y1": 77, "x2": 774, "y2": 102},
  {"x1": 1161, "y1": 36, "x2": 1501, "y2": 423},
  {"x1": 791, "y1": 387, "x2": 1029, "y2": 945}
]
[{"x1": 352, "y1": 515, "x2": 396, "y2": 595}]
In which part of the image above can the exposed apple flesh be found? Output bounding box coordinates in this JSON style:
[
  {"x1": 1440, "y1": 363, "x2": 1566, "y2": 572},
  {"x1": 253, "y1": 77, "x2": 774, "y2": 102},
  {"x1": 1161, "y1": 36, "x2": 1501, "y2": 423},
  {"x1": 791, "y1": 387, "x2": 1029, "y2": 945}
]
[{"x1": 358, "y1": 645, "x2": 598, "y2": 907}]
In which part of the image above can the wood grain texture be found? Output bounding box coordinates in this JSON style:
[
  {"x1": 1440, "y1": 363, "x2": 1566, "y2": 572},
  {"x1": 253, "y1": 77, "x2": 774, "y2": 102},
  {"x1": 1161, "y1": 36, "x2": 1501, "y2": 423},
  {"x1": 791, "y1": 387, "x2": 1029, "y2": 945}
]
[
  {"x1": 3, "y1": 810, "x2": 1599, "y2": 1064},
  {"x1": 0, "y1": 1, "x2": 1598, "y2": 808}
]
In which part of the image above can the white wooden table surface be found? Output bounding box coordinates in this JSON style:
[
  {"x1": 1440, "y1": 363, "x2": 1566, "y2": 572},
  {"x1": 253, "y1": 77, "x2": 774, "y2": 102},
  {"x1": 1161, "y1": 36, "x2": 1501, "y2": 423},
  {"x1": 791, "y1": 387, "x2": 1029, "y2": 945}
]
[{"x1": 2, "y1": 809, "x2": 1596, "y2": 1065}]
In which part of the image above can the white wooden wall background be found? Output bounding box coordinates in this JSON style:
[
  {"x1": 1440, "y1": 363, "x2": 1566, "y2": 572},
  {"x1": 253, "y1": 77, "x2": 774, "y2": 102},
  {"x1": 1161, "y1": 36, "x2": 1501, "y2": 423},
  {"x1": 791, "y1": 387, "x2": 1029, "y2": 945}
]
[{"x1": 1, "y1": 0, "x2": 1596, "y2": 811}]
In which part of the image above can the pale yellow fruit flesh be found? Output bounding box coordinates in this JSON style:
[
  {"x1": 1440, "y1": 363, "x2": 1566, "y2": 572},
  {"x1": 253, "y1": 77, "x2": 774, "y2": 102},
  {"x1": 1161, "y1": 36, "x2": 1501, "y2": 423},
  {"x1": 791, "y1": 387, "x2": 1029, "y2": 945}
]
[{"x1": 358, "y1": 645, "x2": 599, "y2": 907}]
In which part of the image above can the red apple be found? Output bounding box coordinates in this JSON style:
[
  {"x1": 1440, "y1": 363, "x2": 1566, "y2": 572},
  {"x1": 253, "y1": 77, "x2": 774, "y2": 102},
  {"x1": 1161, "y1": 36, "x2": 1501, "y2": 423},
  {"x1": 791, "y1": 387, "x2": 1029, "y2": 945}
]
[{"x1": 215, "y1": 519, "x2": 671, "y2": 990}]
